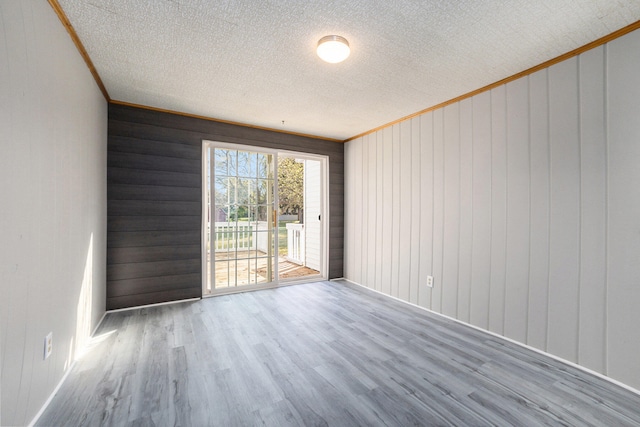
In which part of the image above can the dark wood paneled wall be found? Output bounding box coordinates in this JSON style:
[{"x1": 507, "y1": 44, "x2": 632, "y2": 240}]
[{"x1": 107, "y1": 103, "x2": 344, "y2": 310}]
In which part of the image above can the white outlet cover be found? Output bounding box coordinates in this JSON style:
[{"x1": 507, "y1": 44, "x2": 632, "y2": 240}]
[
  {"x1": 44, "y1": 332, "x2": 52, "y2": 360},
  {"x1": 427, "y1": 276, "x2": 434, "y2": 288}
]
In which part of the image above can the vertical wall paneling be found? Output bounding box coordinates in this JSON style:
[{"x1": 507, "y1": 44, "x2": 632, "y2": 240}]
[
  {"x1": 503, "y1": 77, "x2": 531, "y2": 343},
  {"x1": 391, "y1": 124, "x2": 401, "y2": 298},
  {"x1": 343, "y1": 140, "x2": 351, "y2": 280},
  {"x1": 343, "y1": 28, "x2": 640, "y2": 389},
  {"x1": 345, "y1": 139, "x2": 354, "y2": 281},
  {"x1": 350, "y1": 139, "x2": 358, "y2": 284},
  {"x1": 489, "y1": 86, "x2": 507, "y2": 335},
  {"x1": 578, "y1": 46, "x2": 607, "y2": 373},
  {"x1": 1, "y1": 2, "x2": 107, "y2": 424},
  {"x1": 442, "y1": 103, "x2": 461, "y2": 317},
  {"x1": 431, "y1": 109, "x2": 445, "y2": 312},
  {"x1": 470, "y1": 92, "x2": 493, "y2": 330},
  {"x1": 108, "y1": 104, "x2": 344, "y2": 309},
  {"x1": 606, "y1": 30, "x2": 640, "y2": 386},
  {"x1": 398, "y1": 121, "x2": 412, "y2": 301},
  {"x1": 359, "y1": 135, "x2": 367, "y2": 287},
  {"x1": 409, "y1": 118, "x2": 422, "y2": 305},
  {"x1": 352, "y1": 137, "x2": 363, "y2": 285},
  {"x1": 418, "y1": 113, "x2": 435, "y2": 309},
  {"x1": 367, "y1": 133, "x2": 378, "y2": 291},
  {"x1": 360, "y1": 135, "x2": 369, "y2": 287},
  {"x1": 527, "y1": 69, "x2": 551, "y2": 350},
  {"x1": 350, "y1": 139, "x2": 357, "y2": 283},
  {"x1": 547, "y1": 57, "x2": 581, "y2": 362},
  {"x1": 458, "y1": 99, "x2": 474, "y2": 323},
  {"x1": 381, "y1": 127, "x2": 393, "y2": 295},
  {"x1": 375, "y1": 132, "x2": 384, "y2": 292}
]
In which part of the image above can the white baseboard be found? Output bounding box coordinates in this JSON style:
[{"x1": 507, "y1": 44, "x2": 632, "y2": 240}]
[
  {"x1": 28, "y1": 310, "x2": 108, "y2": 427},
  {"x1": 28, "y1": 359, "x2": 78, "y2": 427},
  {"x1": 334, "y1": 278, "x2": 640, "y2": 398},
  {"x1": 106, "y1": 297, "x2": 201, "y2": 313}
]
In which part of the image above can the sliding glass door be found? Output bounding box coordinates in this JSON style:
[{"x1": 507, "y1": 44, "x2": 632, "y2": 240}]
[
  {"x1": 204, "y1": 145, "x2": 277, "y2": 293},
  {"x1": 203, "y1": 141, "x2": 327, "y2": 296}
]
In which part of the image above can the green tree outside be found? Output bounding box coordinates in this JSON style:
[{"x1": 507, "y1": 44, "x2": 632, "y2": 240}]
[{"x1": 278, "y1": 157, "x2": 303, "y2": 215}]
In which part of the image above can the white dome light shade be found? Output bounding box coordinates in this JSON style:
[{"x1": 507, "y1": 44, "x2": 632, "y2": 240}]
[{"x1": 317, "y1": 35, "x2": 350, "y2": 63}]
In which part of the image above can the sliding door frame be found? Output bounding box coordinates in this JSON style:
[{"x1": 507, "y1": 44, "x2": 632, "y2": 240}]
[{"x1": 201, "y1": 140, "x2": 329, "y2": 297}]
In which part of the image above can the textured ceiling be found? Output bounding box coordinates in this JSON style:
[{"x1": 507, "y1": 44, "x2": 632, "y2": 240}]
[{"x1": 57, "y1": 0, "x2": 640, "y2": 141}]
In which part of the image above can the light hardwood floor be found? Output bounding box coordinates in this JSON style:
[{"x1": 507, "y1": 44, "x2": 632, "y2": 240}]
[{"x1": 37, "y1": 281, "x2": 640, "y2": 426}]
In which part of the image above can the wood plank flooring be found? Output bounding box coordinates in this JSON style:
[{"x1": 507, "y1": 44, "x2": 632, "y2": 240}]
[{"x1": 37, "y1": 281, "x2": 640, "y2": 426}]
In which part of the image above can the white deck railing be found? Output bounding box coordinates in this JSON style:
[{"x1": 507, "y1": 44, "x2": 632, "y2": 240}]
[
  {"x1": 213, "y1": 222, "x2": 253, "y2": 251},
  {"x1": 213, "y1": 221, "x2": 269, "y2": 252},
  {"x1": 213, "y1": 221, "x2": 306, "y2": 266},
  {"x1": 285, "y1": 223, "x2": 305, "y2": 265}
]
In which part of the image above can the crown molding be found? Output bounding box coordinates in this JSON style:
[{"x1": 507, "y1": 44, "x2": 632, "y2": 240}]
[
  {"x1": 343, "y1": 19, "x2": 640, "y2": 143},
  {"x1": 110, "y1": 100, "x2": 344, "y2": 143},
  {"x1": 48, "y1": 0, "x2": 110, "y2": 101}
]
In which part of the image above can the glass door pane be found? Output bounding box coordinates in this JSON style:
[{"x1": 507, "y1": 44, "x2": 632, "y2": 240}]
[
  {"x1": 205, "y1": 146, "x2": 276, "y2": 293},
  {"x1": 277, "y1": 156, "x2": 322, "y2": 281}
]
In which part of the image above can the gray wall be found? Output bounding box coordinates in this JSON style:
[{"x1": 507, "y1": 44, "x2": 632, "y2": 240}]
[
  {"x1": 107, "y1": 104, "x2": 344, "y2": 309},
  {"x1": 344, "y1": 29, "x2": 640, "y2": 390},
  {"x1": 0, "y1": 1, "x2": 108, "y2": 426}
]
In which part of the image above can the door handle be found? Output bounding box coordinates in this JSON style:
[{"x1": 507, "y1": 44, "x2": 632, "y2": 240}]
[{"x1": 273, "y1": 209, "x2": 277, "y2": 228}]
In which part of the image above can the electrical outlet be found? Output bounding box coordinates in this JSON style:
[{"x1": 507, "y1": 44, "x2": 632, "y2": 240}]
[
  {"x1": 44, "y1": 332, "x2": 52, "y2": 360},
  {"x1": 426, "y1": 275, "x2": 434, "y2": 288}
]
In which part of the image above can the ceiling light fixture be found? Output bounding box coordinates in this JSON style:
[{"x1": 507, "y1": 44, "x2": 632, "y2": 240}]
[{"x1": 317, "y1": 35, "x2": 350, "y2": 63}]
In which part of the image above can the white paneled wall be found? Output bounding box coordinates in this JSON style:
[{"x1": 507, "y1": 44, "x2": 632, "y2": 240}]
[
  {"x1": 344, "y1": 29, "x2": 640, "y2": 389},
  {"x1": 0, "y1": 1, "x2": 107, "y2": 425}
]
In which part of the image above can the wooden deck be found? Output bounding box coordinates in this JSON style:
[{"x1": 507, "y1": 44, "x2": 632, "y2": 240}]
[{"x1": 211, "y1": 251, "x2": 319, "y2": 288}]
